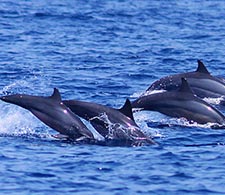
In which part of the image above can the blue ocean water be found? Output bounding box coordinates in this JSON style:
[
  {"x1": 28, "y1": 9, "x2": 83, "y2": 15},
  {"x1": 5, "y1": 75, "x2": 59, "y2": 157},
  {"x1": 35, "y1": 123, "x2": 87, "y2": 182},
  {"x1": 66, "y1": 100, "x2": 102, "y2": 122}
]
[{"x1": 1, "y1": 0, "x2": 225, "y2": 194}]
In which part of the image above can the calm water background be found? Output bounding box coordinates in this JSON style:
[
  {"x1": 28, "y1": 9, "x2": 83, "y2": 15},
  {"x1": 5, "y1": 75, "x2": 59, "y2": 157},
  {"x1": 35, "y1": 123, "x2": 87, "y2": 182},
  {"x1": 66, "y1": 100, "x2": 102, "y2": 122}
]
[{"x1": 0, "y1": 0, "x2": 225, "y2": 194}]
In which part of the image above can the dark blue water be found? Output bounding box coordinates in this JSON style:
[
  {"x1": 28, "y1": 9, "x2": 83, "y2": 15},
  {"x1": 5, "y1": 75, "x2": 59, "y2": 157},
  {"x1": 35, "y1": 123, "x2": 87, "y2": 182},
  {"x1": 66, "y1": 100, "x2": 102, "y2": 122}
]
[{"x1": 1, "y1": 0, "x2": 225, "y2": 194}]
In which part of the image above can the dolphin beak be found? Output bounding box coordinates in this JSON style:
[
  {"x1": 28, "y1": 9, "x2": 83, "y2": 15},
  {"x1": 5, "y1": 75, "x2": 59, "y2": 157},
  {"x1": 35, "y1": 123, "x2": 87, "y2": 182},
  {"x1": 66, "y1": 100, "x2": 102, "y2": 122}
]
[
  {"x1": 0, "y1": 96, "x2": 14, "y2": 104},
  {"x1": 0, "y1": 95, "x2": 28, "y2": 109},
  {"x1": 0, "y1": 96, "x2": 6, "y2": 101},
  {"x1": 0, "y1": 95, "x2": 18, "y2": 104}
]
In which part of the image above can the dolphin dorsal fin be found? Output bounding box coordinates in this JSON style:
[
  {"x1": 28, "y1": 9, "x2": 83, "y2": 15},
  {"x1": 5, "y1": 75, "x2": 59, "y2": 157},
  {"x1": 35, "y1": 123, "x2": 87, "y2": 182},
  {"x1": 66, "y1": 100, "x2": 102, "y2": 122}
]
[
  {"x1": 50, "y1": 88, "x2": 62, "y2": 101},
  {"x1": 196, "y1": 60, "x2": 210, "y2": 74},
  {"x1": 179, "y1": 78, "x2": 194, "y2": 94},
  {"x1": 118, "y1": 98, "x2": 135, "y2": 121}
]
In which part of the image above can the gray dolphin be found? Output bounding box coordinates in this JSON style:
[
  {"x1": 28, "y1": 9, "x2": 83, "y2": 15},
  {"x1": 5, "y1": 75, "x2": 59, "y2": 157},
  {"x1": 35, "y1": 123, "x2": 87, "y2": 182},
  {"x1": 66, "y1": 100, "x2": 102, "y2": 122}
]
[
  {"x1": 132, "y1": 78, "x2": 225, "y2": 125},
  {"x1": 0, "y1": 88, "x2": 94, "y2": 141},
  {"x1": 63, "y1": 99, "x2": 155, "y2": 146},
  {"x1": 147, "y1": 60, "x2": 225, "y2": 98}
]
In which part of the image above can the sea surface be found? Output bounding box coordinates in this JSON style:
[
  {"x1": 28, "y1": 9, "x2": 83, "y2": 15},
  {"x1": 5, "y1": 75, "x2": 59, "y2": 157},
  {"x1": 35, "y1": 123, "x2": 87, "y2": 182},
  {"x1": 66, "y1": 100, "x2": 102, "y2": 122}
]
[{"x1": 0, "y1": 0, "x2": 225, "y2": 194}]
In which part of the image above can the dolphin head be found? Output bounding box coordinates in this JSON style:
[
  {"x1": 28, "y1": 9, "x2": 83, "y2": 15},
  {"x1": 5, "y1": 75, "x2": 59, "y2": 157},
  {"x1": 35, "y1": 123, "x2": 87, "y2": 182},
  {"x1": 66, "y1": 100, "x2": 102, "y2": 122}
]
[
  {"x1": 0, "y1": 93, "x2": 55, "y2": 112},
  {"x1": 1, "y1": 88, "x2": 61, "y2": 111},
  {"x1": 1, "y1": 94, "x2": 34, "y2": 109}
]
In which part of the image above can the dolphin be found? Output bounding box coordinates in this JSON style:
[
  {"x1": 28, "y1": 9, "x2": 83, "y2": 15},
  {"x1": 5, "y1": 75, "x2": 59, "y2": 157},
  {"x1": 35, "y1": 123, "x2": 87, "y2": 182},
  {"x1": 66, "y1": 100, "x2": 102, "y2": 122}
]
[
  {"x1": 132, "y1": 78, "x2": 225, "y2": 125},
  {"x1": 63, "y1": 99, "x2": 155, "y2": 146},
  {"x1": 0, "y1": 88, "x2": 94, "y2": 141},
  {"x1": 147, "y1": 60, "x2": 225, "y2": 98}
]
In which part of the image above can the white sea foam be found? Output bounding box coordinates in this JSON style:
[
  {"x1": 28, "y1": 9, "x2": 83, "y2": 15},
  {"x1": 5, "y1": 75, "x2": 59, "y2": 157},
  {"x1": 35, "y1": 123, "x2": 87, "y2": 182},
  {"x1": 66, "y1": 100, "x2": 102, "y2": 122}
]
[
  {"x1": 130, "y1": 89, "x2": 166, "y2": 99},
  {"x1": 133, "y1": 111, "x2": 164, "y2": 138},
  {"x1": 130, "y1": 91, "x2": 143, "y2": 98},
  {"x1": 203, "y1": 97, "x2": 224, "y2": 105},
  {"x1": 0, "y1": 104, "x2": 40, "y2": 135},
  {"x1": 142, "y1": 89, "x2": 167, "y2": 96}
]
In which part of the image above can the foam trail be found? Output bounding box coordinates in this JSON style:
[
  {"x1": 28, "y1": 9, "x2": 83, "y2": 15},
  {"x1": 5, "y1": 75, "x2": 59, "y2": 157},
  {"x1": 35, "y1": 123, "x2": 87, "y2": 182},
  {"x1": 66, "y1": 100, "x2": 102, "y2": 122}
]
[{"x1": 88, "y1": 113, "x2": 153, "y2": 141}]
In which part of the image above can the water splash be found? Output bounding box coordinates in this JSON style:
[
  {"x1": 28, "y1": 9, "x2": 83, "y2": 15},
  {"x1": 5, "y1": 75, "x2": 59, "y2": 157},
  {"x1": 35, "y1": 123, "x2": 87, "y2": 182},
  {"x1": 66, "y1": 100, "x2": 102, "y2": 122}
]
[
  {"x1": 203, "y1": 96, "x2": 224, "y2": 105},
  {"x1": 89, "y1": 112, "x2": 153, "y2": 141},
  {"x1": 133, "y1": 110, "x2": 225, "y2": 131},
  {"x1": 149, "y1": 115, "x2": 223, "y2": 129},
  {"x1": 80, "y1": 117, "x2": 105, "y2": 141},
  {"x1": 142, "y1": 89, "x2": 167, "y2": 96},
  {"x1": 130, "y1": 89, "x2": 166, "y2": 98},
  {"x1": 0, "y1": 105, "x2": 37, "y2": 134},
  {"x1": 134, "y1": 111, "x2": 163, "y2": 138},
  {"x1": 130, "y1": 91, "x2": 143, "y2": 98},
  {"x1": 0, "y1": 80, "x2": 29, "y2": 95}
]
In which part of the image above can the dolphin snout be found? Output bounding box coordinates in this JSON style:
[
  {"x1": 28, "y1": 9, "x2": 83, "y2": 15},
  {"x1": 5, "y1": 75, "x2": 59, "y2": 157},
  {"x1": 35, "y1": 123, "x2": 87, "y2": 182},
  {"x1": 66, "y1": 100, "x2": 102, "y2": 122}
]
[
  {"x1": 0, "y1": 96, "x2": 6, "y2": 101},
  {"x1": 0, "y1": 95, "x2": 17, "y2": 103},
  {"x1": 0, "y1": 96, "x2": 13, "y2": 103}
]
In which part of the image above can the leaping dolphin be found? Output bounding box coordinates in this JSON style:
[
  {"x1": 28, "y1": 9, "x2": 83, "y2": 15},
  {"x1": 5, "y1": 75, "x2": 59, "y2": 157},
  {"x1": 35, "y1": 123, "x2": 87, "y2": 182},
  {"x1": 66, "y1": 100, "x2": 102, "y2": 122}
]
[
  {"x1": 0, "y1": 88, "x2": 94, "y2": 141},
  {"x1": 132, "y1": 78, "x2": 225, "y2": 125},
  {"x1": 63, "y1": 99, "x2": 155, "y2": 146},
  {"x1": 147, "y1": 60, "x2": 225, "y2": 98}
]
